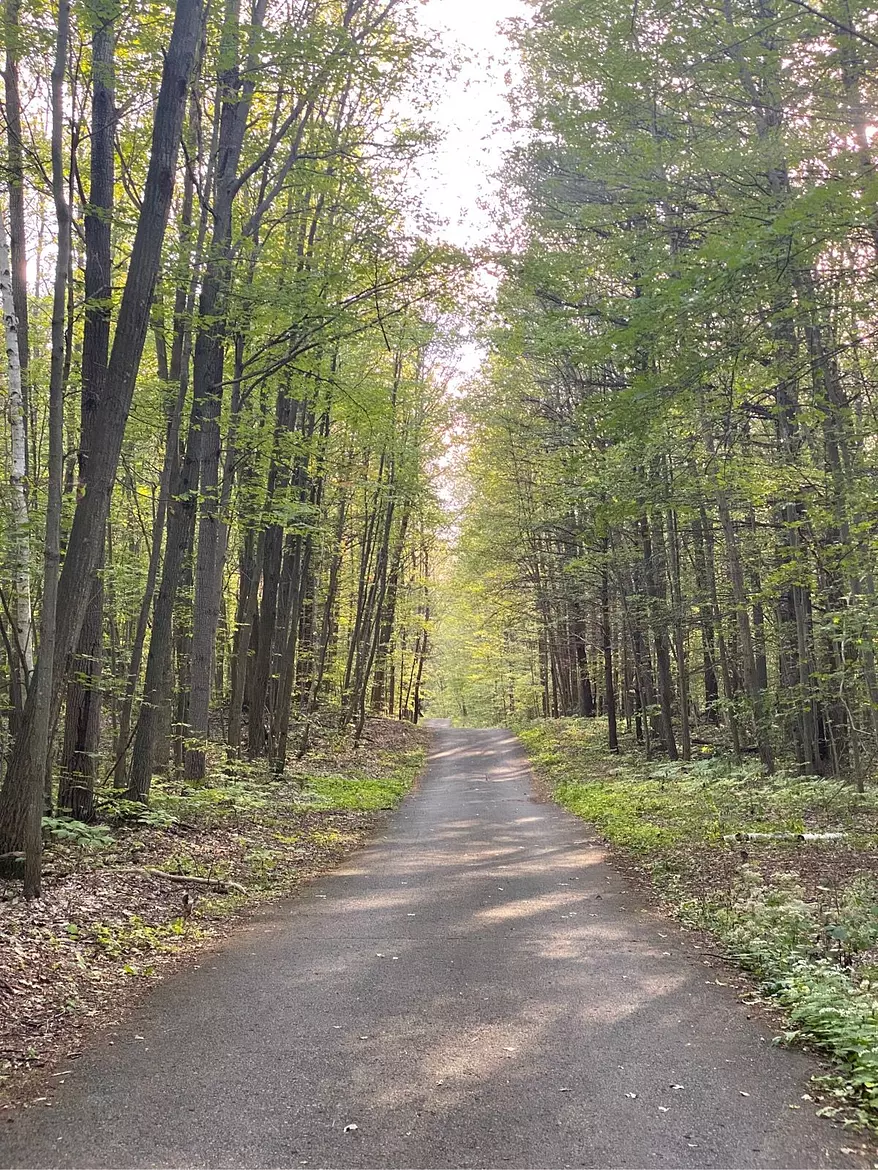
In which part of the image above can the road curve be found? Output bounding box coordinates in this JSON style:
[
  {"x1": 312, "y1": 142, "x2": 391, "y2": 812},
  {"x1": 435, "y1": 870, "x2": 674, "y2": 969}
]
[{"x1": 0, "y1": 727, "x2": 858, "y2": 1169}]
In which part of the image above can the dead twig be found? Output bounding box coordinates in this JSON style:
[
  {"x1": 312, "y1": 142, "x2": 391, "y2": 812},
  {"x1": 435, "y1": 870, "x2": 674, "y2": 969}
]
[{"x1": 126, "y1": 867, "x2": 247, "y2": 895}]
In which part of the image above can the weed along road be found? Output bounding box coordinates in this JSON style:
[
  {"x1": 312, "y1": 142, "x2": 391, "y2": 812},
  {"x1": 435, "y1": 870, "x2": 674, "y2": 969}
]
[{"x1": 0, "y1": 727, "x2": 860, "y2": 1169}]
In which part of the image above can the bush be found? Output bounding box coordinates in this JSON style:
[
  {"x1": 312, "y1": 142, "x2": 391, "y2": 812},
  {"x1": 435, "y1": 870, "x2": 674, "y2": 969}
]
[{"x1": 42, "y1": 816, "x2": 114, "y2": 850}]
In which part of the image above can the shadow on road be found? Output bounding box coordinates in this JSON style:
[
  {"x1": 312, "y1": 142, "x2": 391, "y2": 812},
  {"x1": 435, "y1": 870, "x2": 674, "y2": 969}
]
[{"x1": 0, "y1": 728, "x2": 861, "y2": 1170}]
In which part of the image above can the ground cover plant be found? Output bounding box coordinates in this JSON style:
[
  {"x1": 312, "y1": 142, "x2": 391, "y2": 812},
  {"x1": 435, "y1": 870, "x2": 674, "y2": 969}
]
[
  {"x1": 0, "y1": 718, "x2": 426, "y2": 1109},
  {"x1": 518, "y1": 717, "x2": 878, "y2": 1128}
]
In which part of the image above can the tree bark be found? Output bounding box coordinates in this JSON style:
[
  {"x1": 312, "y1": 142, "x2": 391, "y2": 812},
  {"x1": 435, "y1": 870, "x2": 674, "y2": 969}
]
[
  {"x1": 0, "y1": 199, "x2": 32, "y2": 697},
  {"x1": 59, "y1": 6, "x2": 117, "y2": 820},
  {"x1": 0, "y1": 0, "x2": 203, "y2": 848}
]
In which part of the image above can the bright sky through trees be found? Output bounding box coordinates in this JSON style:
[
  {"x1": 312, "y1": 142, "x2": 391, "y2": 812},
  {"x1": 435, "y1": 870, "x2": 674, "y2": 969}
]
[{"x1": 414, "y1": 0, "x2": 528, "y2": 250}]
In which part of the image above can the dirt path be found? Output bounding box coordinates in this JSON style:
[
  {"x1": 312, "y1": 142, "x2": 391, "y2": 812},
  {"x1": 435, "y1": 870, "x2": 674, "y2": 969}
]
[{"x1": 0, "y1": 728, "x2": 860, "y2": 1168}]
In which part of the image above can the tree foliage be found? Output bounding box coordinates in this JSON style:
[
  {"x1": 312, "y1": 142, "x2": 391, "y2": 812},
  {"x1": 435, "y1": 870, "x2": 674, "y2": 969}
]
[
  {"x1": 439, "y1": 0, "x2": 878, "y2": 791},
  {"x1": 0, "y1": 0, "x2": 460, "y2": 894}
]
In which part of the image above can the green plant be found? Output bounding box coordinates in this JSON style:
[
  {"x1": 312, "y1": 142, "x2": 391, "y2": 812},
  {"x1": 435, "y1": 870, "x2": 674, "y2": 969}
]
[
  {"x1": 42, "y1": 816, "x2": 114, "y2": 850},
  {"x1": 293, "y1": 748, "x2": 424, "y2": 812},
  {"x1": 150, "y1": 777, "x2": 273, "y2": 826},
  {"x1": 87, "y1": 915, "x2": 184, "y2": 959},
  {"x1": 99, "y1": 794, "x2": 178, "y2": 828}
]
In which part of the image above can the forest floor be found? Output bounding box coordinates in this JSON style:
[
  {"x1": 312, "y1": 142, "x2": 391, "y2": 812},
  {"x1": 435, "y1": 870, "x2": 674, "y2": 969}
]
[
  {"x1": 0, "y1": 717, "x2": 427, "y2": 1111},
  {"x1": 518, "y1": 717, "x2": 878, "y2": 1134}
]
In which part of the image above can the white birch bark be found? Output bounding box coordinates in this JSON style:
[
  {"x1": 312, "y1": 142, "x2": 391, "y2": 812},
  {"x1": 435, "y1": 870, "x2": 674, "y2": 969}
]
[{"x1": 0, "y1": 197, "x2": 33, "y2": 688}]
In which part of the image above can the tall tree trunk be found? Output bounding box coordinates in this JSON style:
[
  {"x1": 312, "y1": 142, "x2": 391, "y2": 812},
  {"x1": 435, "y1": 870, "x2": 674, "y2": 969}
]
[
  {"x1": 601, "y1": 551, "x2": 618, "y2": 753},
  {"x1": 6, "y1": 2, "x2": 72, "y2": 894},
  {"x1": 298, "y1": 491, "x2": 347, "y2": 757},
  {"x1": 641, "y1": 510, "x2": 678, "y2": 760},
  {"x1": 0, "y1": 0, "x2": 203, "y2": 838},
  {"x1": 4, "y1": 0, "x2": 29, "y2": 423},
  {"x1": 666, "y1": 505, "x2": 691, "y2": 760},
  {"x1": 0, "y1": 200, "x2": 31, "y2": 698},
  {"x1": 184, "y1": 0, "x2": 270, "y2": 781},
  {"x1": 59, "y1": 6, "x2": 116, "y2": 819}
]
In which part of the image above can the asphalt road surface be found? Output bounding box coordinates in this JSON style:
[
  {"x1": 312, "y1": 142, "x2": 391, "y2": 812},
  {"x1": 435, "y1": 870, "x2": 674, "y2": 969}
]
[{"x1": 0, "y1": 726, "x2": 860, "y2": 1169}]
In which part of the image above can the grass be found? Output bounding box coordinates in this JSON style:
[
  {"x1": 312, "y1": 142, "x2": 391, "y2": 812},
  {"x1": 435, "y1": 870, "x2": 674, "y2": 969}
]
[
  {"x1": 293, "y1": 748, "x2": 425, "y2": 811},
  {"x1": 518, "y1": 716, "x2": 878, "y2": 1129}
]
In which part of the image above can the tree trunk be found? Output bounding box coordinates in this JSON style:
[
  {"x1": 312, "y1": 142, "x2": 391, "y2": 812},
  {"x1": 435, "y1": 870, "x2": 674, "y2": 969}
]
[
  {"x1": 4, "y1": 2, "x2": 72, "y2": 894},
  {"x1": 0, "y1": 0, "x2": 203, "y2": 823},
  {"x1": 4, "y1": 0, "x2": 29, "y2": 423},
  {"x1": 59, "y1": 7, "x2": 116, "y2": 820},
  {"x1": 0, "y1": 199, "x2": 32, "y2": 697},
  {"x1": 601, "y1": 553, "x2": 618, "y2": 753}
]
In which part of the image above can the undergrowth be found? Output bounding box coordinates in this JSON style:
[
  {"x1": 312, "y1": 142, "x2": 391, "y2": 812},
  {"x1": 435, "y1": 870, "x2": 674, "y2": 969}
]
[
  {"x1": 44, "y1": 744, "x2": 425, "y2": 864},
  {"x1": 519, "y1": 717, "x2": 878, "y2": 1129}
]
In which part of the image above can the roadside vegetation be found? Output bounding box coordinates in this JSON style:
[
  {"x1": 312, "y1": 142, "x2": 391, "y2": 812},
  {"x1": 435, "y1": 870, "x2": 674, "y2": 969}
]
[
  {"x1": 518, "y1": 718, "x2": 878, "y2": 1128},
  {"x1": 0, "y1": 0, "x2": 453, "y2": 902}
]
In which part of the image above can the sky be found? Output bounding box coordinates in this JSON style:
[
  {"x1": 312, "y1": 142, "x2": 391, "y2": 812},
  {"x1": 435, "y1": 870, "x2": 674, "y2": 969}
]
[
  {"x1": 411, "y1": 0, "x2": 530, "y2": 251},
  {"x1": 396, "y1": 0, "x2": 530, "y2": 393},
  {"x1": 401, "y1": 1, "x2": 531, "y2": 504}
]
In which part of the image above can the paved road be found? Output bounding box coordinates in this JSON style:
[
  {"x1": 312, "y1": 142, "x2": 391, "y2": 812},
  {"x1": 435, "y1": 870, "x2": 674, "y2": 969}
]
[{"x1": 0, "y1": 727, "x2": 859, "y2": 1169}]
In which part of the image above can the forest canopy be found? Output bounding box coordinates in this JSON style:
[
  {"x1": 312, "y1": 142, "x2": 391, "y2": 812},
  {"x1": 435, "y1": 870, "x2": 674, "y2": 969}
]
[{"x1": 4, "y1": 0, "x2": 878, "y2": 898}]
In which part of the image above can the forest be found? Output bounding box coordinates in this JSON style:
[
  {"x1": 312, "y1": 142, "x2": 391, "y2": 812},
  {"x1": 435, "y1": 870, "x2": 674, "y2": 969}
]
[
  {"x1": 4, "y1": 0, "x2": 878, "y2": 1145},
  {"x1": 0, "y1": 0, "x2": 461, "y2": 900},
  {"x1": 439, "y1": 0, "x2": 878, "y2": 785},
  {"x1": 0, "y1": 0, "x2": 876, "y2": 894}
]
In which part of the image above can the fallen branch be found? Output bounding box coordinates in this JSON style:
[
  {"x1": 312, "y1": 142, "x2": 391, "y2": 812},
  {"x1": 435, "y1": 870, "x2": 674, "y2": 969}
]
[
  {"x1": 723, "y1": 831, "x2": 846, "y2": 843},
  {"x1": 127, "y1": 867, "x2": 248, "y2": 895},
  {"x1": 0, "y1": 851, "x2": 25, "y2": 862}
]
